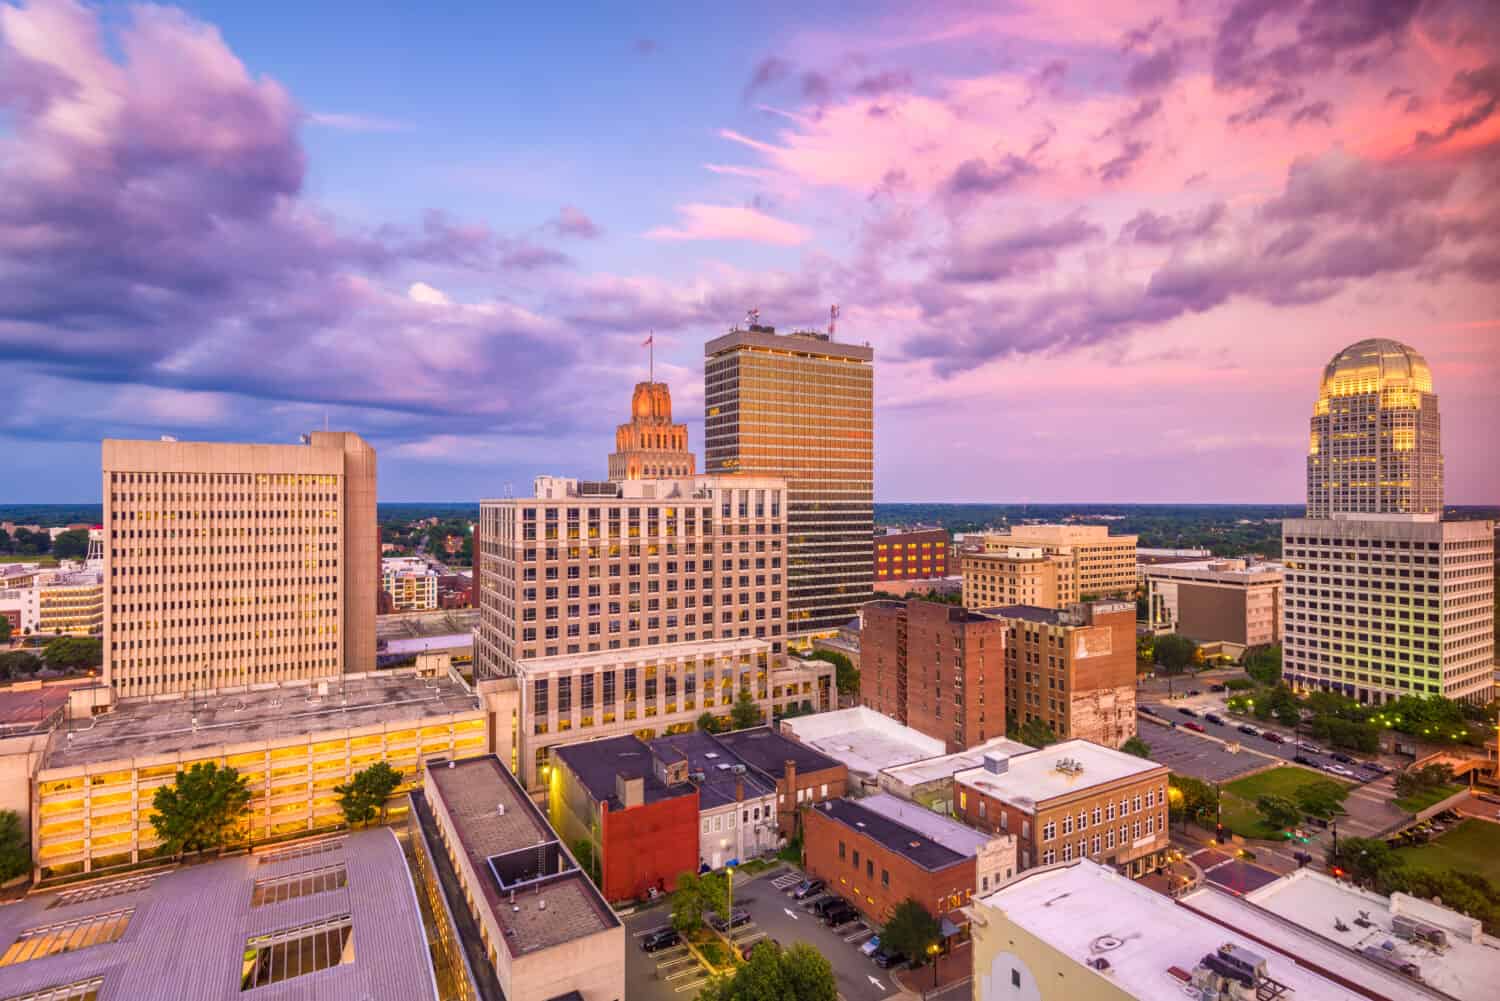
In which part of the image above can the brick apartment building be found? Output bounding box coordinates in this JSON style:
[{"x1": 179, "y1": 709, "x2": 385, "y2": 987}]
[
  {"x1": 954, "y1": 741, "x2": 1169, "y2": 878},
  {"x1": 803, "y1": 793, "x2": 1015, "y2": 927},
  {"x1": 874, "y1": 527, "x2": 949, "y2": 582},
  {"x1": 860, "y1": 599, "x2": 1007, "y2": 752},
  {"x1": 549, "y1": 735, "x2": 700, "y2": 903},
  {"x1": 981, "y1": 600, "x2": 1137, "y2": 748},
  {"x1": 961, "y1": 524, "x2": 1137, "y2": 610},
  {"x1": 714, "y1": 725, "x2": 847, "y2": 836}
]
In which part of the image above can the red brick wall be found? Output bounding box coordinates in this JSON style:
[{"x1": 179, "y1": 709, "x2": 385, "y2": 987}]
[
  {"x1": 875, "y1": 529, "x2": 949, "y2": 581},
  {"x1": 859, "y1": 602, "x2": 906, "y2": 721},
  {"x1": 803, "y1": 805, "x2": 975, "y2": 924},
  {"x1": 599, "y1": 791, "x2": 700, "y2": 903}
]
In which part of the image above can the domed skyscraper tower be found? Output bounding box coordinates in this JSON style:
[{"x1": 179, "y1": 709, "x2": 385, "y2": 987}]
[
  {"x1": 1307, "y1": 338, "x2": 1442, "y2": 517},
  {"x1": 607, "y1": 381, "x2": 696, "y2": 480}
]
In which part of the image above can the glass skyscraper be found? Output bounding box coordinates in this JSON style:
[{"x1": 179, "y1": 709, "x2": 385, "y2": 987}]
[{"x1": 704, "y1": 323, "x2": 875, "y2": 638}]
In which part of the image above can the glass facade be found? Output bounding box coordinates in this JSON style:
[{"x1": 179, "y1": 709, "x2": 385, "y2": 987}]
[{"x1": 704, "y1": 326, "x2": 875, "y2": 637}]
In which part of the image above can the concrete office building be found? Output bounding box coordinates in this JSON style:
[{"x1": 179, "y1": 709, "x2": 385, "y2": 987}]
[
  {"x1": 705, "y1": 321, "x2": 875, "y2": 638},
  {"x1": 874, "y1": 527, "x2": 949, "y2": 582},
  {"x1": 0, "y1": 828, "x2": 439, "y2": 1001},
  {"x1": 37, "y1": 570, "x2": 105, "y2": 637},
  {"x1": 382, "y1": 556, "x2": 439, "y2": 612},
  {"x1": 967, "y1": 525, "x2": 1137, "y2": 606},
  {"x1": 1283, "y1": 339, "x2": 1493, "y2": 705},
  {"x1": 0, "y1": 583, "x2": 40, "y2": 636},
  {"x1": 861, "y1": 599, "x2": 1008, "y2": 752},
  {"x1": 101, "y1": 432, "x2": 377, "y2": 697},
  {"x1": 410, "y1": 755, "x2": 625, "y2": 1001},
  {"x1": 980, "y1": 602, "x2": 1137, "y2": 748},
  {"x1": 1142, "y1": 558, "x2": 1284, "y2": 655},
  {"x1": 955, "y1": 740, "x2": 1169, "y2": 877},
  {"x1": 961, "y1": 546, "x2": 1061, "y2": 610},
  {"x1": 1307, "y1": 338, "x2": 1442, "y2": 518},
  {"x1": 803, "y1": 792, "x2": 1015, "y2": 928},
  {"x1": 970, "y1": 861, "x2": 1378, "y2": 1001},
  {"x1": 608, "y1": 381, "x2": 696, "y2": 481},
  {"x1": 474, "y1": 474, "x2": 788, "y2": 679}
]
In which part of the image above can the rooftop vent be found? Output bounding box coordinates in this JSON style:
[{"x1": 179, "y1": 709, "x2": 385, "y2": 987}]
[
  {"x1": 1055, "y1": 757, "x2": 1085, "y2": 777},
  {"x1": 705, "y1": 752, "x2": 720, "y2": 759},
  {"x1": 983, "y1": 752, "x2": 1009, "y2": 775},
  {"x1": 496, "y1": 803, "x2": 506, "y2": 817}
]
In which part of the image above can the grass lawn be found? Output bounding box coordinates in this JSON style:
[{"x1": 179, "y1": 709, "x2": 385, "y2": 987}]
[
  {"x1": 1393, "y1": 783, "x2": 1464, "y2": 815},
  {"x1": 1396, "y1": 819, "x2": 1500, "y2": 883},
  {"x1": 1220, "y1": 765, "x2": 1349, "y2": 840},
  {"x1": 0, "y1": 555, "x2": 57, "y2": 565}
]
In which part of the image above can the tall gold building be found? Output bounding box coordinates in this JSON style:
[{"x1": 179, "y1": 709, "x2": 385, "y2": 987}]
[
  {"x1": 608, "y1": 381, "x2": 696, "y2": 480},
  {"x1": 101, "y1": 432, "x2": 377, "y2": 697},
  {"x1": 704, "y1": 322, "x2": 875, "y2": 638},
  {"x1": 1307, "y1": 338, "x2": 1442, "y2": 518}
]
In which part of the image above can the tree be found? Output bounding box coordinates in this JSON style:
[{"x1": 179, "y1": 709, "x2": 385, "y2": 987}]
[
  {"x1": 1243, "y1": 644, "x2": 1282, "y2": 686},
  {"x1": 1169, "y1": 774, "x2": 1219, "y2": 828},
  {"x1": 42, "y1": 636, "x2": 103, "y2": 672},
  {"x1": 881, "y1": 898, "x2": 942, "y2": 965},
  {"x1": 1293, "y1": 779, "x2": 1349, "y2": 819},
  {"x1": 51, "y1": 529, "x2": 90, "y2": 561},
  {"x1": 0, "y1": 809, "x2": 29, "y2": 882},
  {"x1": 1326, "y1": 836, "x2": 1399, "y2": 886},
  {"x1": 1009, "y1": 715, "x2": 1058, "y2": 749},
  {"x1": 1154, "y1": 633, "x2": 1198, "y2": 673},
  {"x1": 1254, "y1": 794, "x2": 1301, "y2": 832},
  {"x1": 149, "y1": 762, "x2": 252, "y2": 858},
  {"x1": 808, "y1": 649, "x2": 859, "y2": 697},
  {"x1": 698, "y1": 942, "x2": 837, "y2": 1001},
  {"x1": 672, "y1": 869, "x2": 728, "y2": 933},
  {"x1": 0, "y1": 651, "x2": 42, "y2": 680},
  {"x1": 334, "y1": 762, "x2": 402, "y2": 828},
  {"x1": 0, "y1": 615, "x2": 10, "y2": 645},
  {"x1": 697, "y1": 711, "x2": 722, "y2": 734},
  {"x1": 730, "y1": 689, "x2": 763, "y2": 730},
  {"x1": 1121, "y1": 736, "x2": 1151, "y2": 758}
]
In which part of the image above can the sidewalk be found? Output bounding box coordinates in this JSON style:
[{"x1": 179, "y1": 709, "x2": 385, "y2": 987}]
[{"x1": 893, "y1": 940, "x2": 970, "y2": 998}]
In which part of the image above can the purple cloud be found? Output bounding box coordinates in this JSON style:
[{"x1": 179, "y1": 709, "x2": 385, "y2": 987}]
[
  {"x1": 1099, "y1": 141, "x2": 1150, "y2": 182},
  {"x1": 744, "y1": 56, "x2": 791, "y2": 98},
  {"x1": 853, "y1": 70, "x2": 913, "y2": 96},
  {"x1": 1121, "y1": 204, "x2": 1228, "y2": 245},
  {"x1": 938, "y1": 216, "x2": 1104, "y2": 284},
  {"x1": 551, "y1": 205, "x2": 603, "y2": 239},
  {"x1": 1125, "y1": 43, "x2": 1186, "y2": 94},
  {"x1": 945, "y1": 155, "x2": 1038, "y2": 200}
]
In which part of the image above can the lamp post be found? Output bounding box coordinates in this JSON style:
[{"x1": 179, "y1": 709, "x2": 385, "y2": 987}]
[
  {"x1": 927, "y1": 942, "x2": 941, "y2": 993},
  {"x1": 726, "y1": 865, "x2": 734, "y2": 929}
]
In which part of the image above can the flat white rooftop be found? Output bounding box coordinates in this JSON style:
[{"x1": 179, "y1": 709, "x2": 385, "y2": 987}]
[
  {"x1": 976, "y1": 861, "x2": 1370, "y2": 1001},
  {"x1": 860, "y1": 793, "x2": 993, "y2": 857},
  {"x1": 1234, "y1": 868, "x2": 1500, "y2": 1001},
  {"x1": 780, "y1": 706, "x2": 944, "y2": 775},
  {"x1": 954, "y1": 739, "x2": 1164, "y2": 813},
  {"x1": 881, "y1": 736, "x2": 1034, "y2": 790}
]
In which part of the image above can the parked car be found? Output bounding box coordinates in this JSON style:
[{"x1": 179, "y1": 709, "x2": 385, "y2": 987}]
[
  {"x1": 1204, "y1": 713, "x2": 1225, "y2": 725},
  {"x1": 1183, "y1": 721, "x2": 1206, "y2": 733},
  {"x1": 872, "y1": 948, "x2": 909, "y2": 969},
  {"x1": 1296, "y1": 741, "x2": 1321, "y2": 754},
  {"x1": 642, "y1": 928, "x2": 681, "y2": 952},
  {"x1": 1330, "y1": 752, "x2": 1354, "y2": 765},
  {"x1": 860, "y1": 935, "x2": 882, "y2": 957},
  {"x1": 1177, "y1": 707, "x2": 1199, "y2": 717},
  {"x1": 1326, "y1": 764, "x2": 1355, "y2": 778},
  {"x1": 1139, "y1": 705, "x2": 1157, "y2": 717},
  {"x1": 708, "y1": 908, "x2": 752, "y2": 932},
  {"x1": 1187, "y1": 689, "x2": 1201, "y2": 696},
  {"x1": 823, "y1": 903, "x2": 859, "y2": 927},
  {"x1": 1238, "y1": 724, "x2": 1261, "y2": 737},
  {"x1": 792, "y1": 878, "x2": 825, "y2": 900},
  {"x1": 1476, "y1": 792, "x2": 1500, "y2": 806},
  {"x1": 1209, "y1": 683, "x2": 1227, "y2": 692},
  {"x1": 1262, "y1": 731, "x2": 1286, "y2": 744},
  {"x1": 1294, "y1": 754, "x2": 1314, "y2": 766},
  {"x1": 810, "y1": 895, "x2": 847, "y2": 917}
]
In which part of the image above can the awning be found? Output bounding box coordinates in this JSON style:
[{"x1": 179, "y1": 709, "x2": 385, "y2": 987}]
[{"x1": 939, "y1": 916, "x2": 962, "y2": 938}]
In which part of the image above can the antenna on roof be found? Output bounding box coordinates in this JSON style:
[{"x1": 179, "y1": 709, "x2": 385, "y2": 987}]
[
  {"x1": 746, "y1": 307, "x2": 759, "y2": 327},
  {"x1": 828, "y1": 304, "x2": 839, "y2": 338}
]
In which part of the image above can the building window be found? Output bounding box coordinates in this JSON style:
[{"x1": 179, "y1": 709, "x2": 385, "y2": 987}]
[
  {"x1": 0, "y1": 910, "x2": 133, "y2": 967},
  {"x1": 240, "y1": 915, "x2": 355, "y2": 990},
  {"x1": 839, "y1": 841, "x2": 846, "y2": 860},
  {"x1": 250, "y1": 864, "x2": 348, "y2": 907},
  {"x1": 2, "y1": 977, "x2": 104, "y2": 1001}
]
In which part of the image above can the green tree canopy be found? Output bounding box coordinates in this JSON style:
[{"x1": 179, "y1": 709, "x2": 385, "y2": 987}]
[
  {"x1": 881, "y1": 898, "x2": 942, "y2": 965},
  {"x1": 1243, "y1": 644, "x2": 1282, "y2": 686},
  {"x1": 42, "y1": 636, "x2": 102, "y2": 671},
  {"x1": 698, "y1": 942, "x2": 838, "y2": 1001},
  {"x1": 1121, "y1": 736, "x2": 1151, "y2": 759},
  {"x1": 1293, "y1": 779, "x2": 1349, "y2": 819},
  {"x1": 51, "y1": 529, "x2": 90, "y2": 561},
  {"x1": 334, "y1": 761, "x2": 402, "y2": 828},
  {"x1": 1008, "y1": 714, "x2": 1058, "y2": 749},
  {"x1": 1168, "y1": 774, "x2": 1219, "y2": 827},
  {"x1": 671, "y1": 870, "x2": 729, "y2": 933},
  {"x1": 149, "y1": 762, "x2": 252, "y2": 857},
  {"x1": 808, "y1": 649, "x2": 859, "y2": 697},
  {"x1": 1154, "y1": 633, "x2": 1198, "y2": 673},
  {"x1": 0, "y1": 615, "x2": 10, "y2": 644},
  {"x1": 0, "y1": 651, "x2": 42, "y2": 680},
  {"x1": 697, "y1": 711, "x2": 722, "y2": 734},
  {"x1": 1254, "y1": 794, "x2": 1301, "y2": 832},
  {"x1": 730, "y1": 689, "x2": 763, "y2": 730},
  {"x1": 0, "y1": 809, "x2": 29, "y2": 882}
]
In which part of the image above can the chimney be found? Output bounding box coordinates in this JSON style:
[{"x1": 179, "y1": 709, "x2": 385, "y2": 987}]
[
  {"x1": 983, "y1": 752, "x2": 1009, "y2": 775},
  {"x1": 736, "y1": 775, "x2": 745, "y2": 803},
  {"x1": 616, "y1": 773, "x2": 644, "y2": 809}
]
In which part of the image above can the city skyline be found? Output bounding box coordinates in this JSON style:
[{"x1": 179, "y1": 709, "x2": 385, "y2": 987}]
[{"x1": 2, "y1": 0, "x2": 1498, "y2": 505}]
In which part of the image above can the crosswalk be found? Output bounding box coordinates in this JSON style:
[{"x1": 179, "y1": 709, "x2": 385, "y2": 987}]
[{"x1": 770, "y1": 872, "x2": 802, "y2": 891}]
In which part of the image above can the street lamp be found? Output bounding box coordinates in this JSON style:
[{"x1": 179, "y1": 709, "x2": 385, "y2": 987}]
[
  {"x1": 726, "y1": 865, "x2": 734, "y2": 929},
  {"x1": 927, "y1": 942, "x2": 941, "y2": 992}
]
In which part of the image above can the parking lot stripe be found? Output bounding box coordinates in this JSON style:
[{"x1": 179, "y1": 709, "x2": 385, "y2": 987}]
[
  {"x1": 673, "y1": 977, "x2": 710, "y2": 993},
  {"x1": 664, "y1": 965, "x2": 703, "y2": 981},
  {"x1": 845, "y1": 928, "x2": 873, "y2": 943},
  {"x1": 633, "y1": 924, "x2": 672, "y2": 937}
]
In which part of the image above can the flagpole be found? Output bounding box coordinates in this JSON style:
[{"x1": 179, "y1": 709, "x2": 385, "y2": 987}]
[{"x1": 649, "y1": 331, "x2": 654, "y2": 383}]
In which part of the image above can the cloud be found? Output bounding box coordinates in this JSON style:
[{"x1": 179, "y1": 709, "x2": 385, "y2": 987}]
[
  {"x1": 1212, "y1": 0, "x2": 1423, "y2": 91},
  {"x1": 938, "y1": 215, "x2": 1104, "y2": 284},
  {"x1": 308, "y1": 111, "x2": 408, "y2": 132},
  {"x1": 407, "y1": 282, "x2": 451, "y2": 306},
  {"x1": 1125, "y1": 42, "x2": 1186, "y2": 93},
  {"x1": 1099, "y1": 140, "x2": 1149, "y2": 181},
  {"x1": 853, "y1": 70, "x2": 913, "y2": 96},
  {"x1": 945, "y1": 155, "x2": 1038, "y2": 200},
  {"x1": 1289, "y1": 100, "x2": 1333, "y2": 126},
  {"x1": 745, "y1": 57, "x2": 792, "y2": 98},
  {"x1": 644, "y1": 204, "x2": 811, "y2": 245},
  {"x1": 550, "y1": 205, "x2": 603, "y2": 239},
  {"x1": 1121, "y1": 204, "x2": 1228, "y2": 245}
]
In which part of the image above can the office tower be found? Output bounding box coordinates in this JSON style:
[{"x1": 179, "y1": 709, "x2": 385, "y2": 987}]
[
  {"x1": 1307, "y1": 337, "x2": 1442, "y2": 518},
  {"x1": 1142, "y1": 558, "x2": 1284, "y2": 653},
  {"x1": 1283, "y1": 340, "x2": 1493, "y2": 705},
  {"x1": 102, "y1": 432, "x2": 377, "y2": 697},
  {"x1": 704, "y1": 321, "x2": 875, "y2": 638},
  {"x1": 608, "y1": 381, "x2": 696, "y2": 480},
  {"x1": 861, "y1": 599, "x2": 1007, "y2": 752}
]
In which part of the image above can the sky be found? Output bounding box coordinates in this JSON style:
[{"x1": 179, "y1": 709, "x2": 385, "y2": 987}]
[{"x1": 1, "y1": 0, "x2": 1497, "y2": 504}]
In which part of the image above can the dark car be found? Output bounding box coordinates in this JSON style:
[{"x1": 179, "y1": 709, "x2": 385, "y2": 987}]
[
  {"x1": 823, "y1": 903, "x2": 859, "y2": 927},
  {"x1": 1331, "y1": 753, "x2": 1354, "y2": 765},
  {"x1": 1204, "y1": 713, "x2": 1225, "y2": 725},
  {"x1": 792, "y1": 878, "x2": 825, "y2": 900},
  {"x1": 642, "y1": 928, "x2": 681, "y2": 952},
  {"x1": 1209, "y1": 683, "x2": 1227, "y2": 693},
  {"x1": 1177, "y1": 707, "x2": 1198, "y2": 717},
  {"x1": 810, "y1": 895, "x2": 847, "y2": 917},
  {"x1": 1187, "y1": 689, "x2": 1201, "y2": 696},
  {"x1": 1139, "y1": 705, "x2": 1157, "y2": 717},
  {"x1": 872, "y1": 948, "x2": 908, "y2": 969},
  {"x1": 707, "y1": 908, "x2": 752, "y2": 932},
  {"x1": 1262, "y1": 731, "x2": 1286, "y2": 744},
  {"x1": 1294, "y1": 754, "x2": 1314, "y2": 766},
  {"x1": 1237, "y1": 724, "x2": 1260, "y2": 736},
  {"x1": 1183, "y1": 721, "x2": 1206, "y2": 733}
]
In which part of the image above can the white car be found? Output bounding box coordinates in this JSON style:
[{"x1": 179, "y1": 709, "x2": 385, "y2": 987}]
[
  {"x1": 861, "y1": 936, "x2": 881, "y2": 957},
  {"x1": 1326, "y1": 764, "x2": 1355, "y2": 778}
]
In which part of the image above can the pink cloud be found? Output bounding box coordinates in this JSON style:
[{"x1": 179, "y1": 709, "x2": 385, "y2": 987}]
[{"x1": 645, "y1": 203, "x2": 811, "y2": 245}]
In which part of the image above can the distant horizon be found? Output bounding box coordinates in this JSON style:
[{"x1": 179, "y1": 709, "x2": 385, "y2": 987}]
[{"x1": 6, "y1": 500, "x2": 1499, "y2": 511}]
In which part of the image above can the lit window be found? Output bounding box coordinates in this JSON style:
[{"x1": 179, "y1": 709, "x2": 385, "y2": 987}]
[
  {"x1": 250, "y1": 864, "x2": 348, "y2": 907},
  {"x1": 3, "y1": 977, "x2": 104, "y2": 1001},
  {"x1": 0, "y1": 910, "x2": 133, "y2": 967},
  {"x1": 240, "y1": 915, "x2": 354, "y2": 991}
]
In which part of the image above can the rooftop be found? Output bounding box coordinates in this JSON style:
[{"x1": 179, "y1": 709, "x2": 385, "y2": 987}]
[
  {"x1": 649, "y1": 731, "x2": 775, "y2": 809},
  {"x1": 978, "y1": 604, "x2": 1067, "y2": 626},
  {"x1": 778, "y1": 706, "x2": 944, "y2": 776},
  {"x1": 857, "y1": 793, "x2": 993, "y2": 857},
  {"x1": 1236, "y1": 868, "x2": 1498, "y2": 1001},
  {"x1": 712, "y1": 725, "x2": 844, "y2": 780},
  {"x1": 813, "y1": 798, "x2": 970, "y2": 871},
  {"x1": 0, "y1": 828, "x2": 436, "y2": 1001},
  {"x1": 705, "y1": 326, "x2": 875, "y2": 362},
  {"x1": 516, "y1": 636, "x2": 770, "y2": 676},
  {"x1": 553, "y1": 735, "x2": 697, "y2": 809},
  {"x1": 0, "y1": 683, "x2": 77, "y2": 737},
  {"x1": 880, "y1": 736, "x2": 1034, "y2": 791},
  {"x1": 43, "y1": 669, "x2": 481, "y2": 771},
  {"x1": 424, "y1": 755, "x2": 617, "y2": 955},
  {"x1": 1141, "y1": 559, "x2": 1284, "y2": 582},
  {"x1": 977, "y1": 861, "x2": 1371, "y2": 1001},
  {"x1": 954, "y1": 739, "x2": 1165, "y2": 813},
  {"x1": 382, "y1": 633, "x2": 474, "y2": 657}
]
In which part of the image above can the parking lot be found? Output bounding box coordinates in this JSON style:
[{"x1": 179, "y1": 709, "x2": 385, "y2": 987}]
[{"x1": 624, "y1": 909, "x2": 713, "y2": 1001}]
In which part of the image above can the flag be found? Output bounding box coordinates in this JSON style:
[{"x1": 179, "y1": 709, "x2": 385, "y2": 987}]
[{"x1": 642, "y1": 333, "x2": 654, "y2": 347}]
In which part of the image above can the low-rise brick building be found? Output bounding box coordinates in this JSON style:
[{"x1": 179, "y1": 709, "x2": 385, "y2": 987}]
[
  {"x1": 954, "y1": 739, "x2": 1169, "y2": 879},
  {"x1": 803, "y1": 792, "x2": 1015, "y2": 928},
  {"x1": 875, "y1": 527, "x2": 949, "y2": 582},
  {"x1": 713, "y1": 725, "x2": 847, "y2": 836}
]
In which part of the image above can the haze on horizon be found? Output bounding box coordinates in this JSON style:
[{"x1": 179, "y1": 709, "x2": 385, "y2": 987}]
[{"x1": 1, "y1": 0, "x2": 1497, "y2": 505}]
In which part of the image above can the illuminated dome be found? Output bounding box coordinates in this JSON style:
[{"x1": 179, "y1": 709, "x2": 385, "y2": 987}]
[{"x1": 1318, "y1": 338, "x2": 1433, "y2": 398}]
